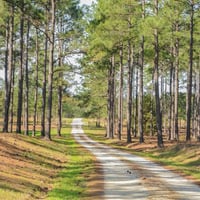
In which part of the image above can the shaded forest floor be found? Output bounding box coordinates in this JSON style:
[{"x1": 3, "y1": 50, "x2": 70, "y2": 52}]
[
  {"x1": 0, "y1": 133, "x2": 67, "y2": 199},
  {"x1": 83, "y1": 123, "x2": 200, "y2": 185},
  {"x1": 0, "y1": 129, "x2": 98, "y2": 200}
]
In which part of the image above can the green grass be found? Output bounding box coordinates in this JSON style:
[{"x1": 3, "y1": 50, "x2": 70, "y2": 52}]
[
  {"x1": 45, "y1": 127, "x2": 96, "y2": 200},
  {"x1": 142, "y1": 145, "x2": 200, "y2": 180},
  {"x1": 0, "y1": 120, "x2": 95, "y2": 200},
  {"x1": 83, "y1": 124, "x2": 200, "y2": 182}
]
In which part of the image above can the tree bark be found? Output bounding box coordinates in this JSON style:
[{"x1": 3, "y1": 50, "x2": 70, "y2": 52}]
[
  {"x1": 174, "y1": 27, "x2": 179, "y2": 141},
  {"x1": 41, "y1": 32, "x2": 48, "y2": 136},
  {"x1": 186, "y1": 1, "x2": 194, "y2": 141},
  {"x1": 154, "y1": 0, "x2": 163, "y2": 148},
  {"x1": 117, "y1": 45, "x2": 123, "y2": 140},
  {"x1": 16, "y1": 1, "x2": 24, "y2": 133},
  {"x1": 57, "y1": 27, "x2": 64, "y2": 137},
  {"x1": 168, "y1": 57, "x2": 173, "y2": 140},
  {"x1": 197, "y1": 55, "x2": 200, "y2": 138},
  {"x1": 107, "y1": 55, "x2": 115, "y2": 139},
  {"x1": 24, "y1": 20, "x2": 30, "y2": 136},
  {"x1": 127, "y1": 41, "x2": 133, "y2": 143},
  {"x1": 32, "y1": 29, "x2": 39, "y2": 137},
  {"x1": 3, "y1": 6, "x2": 14, "y2": 133},
  {"x1": 10, "y1": 55, "x2": 15, "y2": 133},
  {"x1": 138, "y1": 0, "x2": 145, "y2": 143},
  {"x1": 45, "y1": 0, "x2": 56, "y2": 140}
]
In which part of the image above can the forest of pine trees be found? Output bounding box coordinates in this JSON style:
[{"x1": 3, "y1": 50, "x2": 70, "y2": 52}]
[
  {"x1": 81, "y1": 0, "x2": 200, "y2": 146},
  {"x1": 0, "y1": 0, "x2": 85, "y2": 139},
  {"x1": 0, "y1": 0, "x2": 199, "y2": 146}
]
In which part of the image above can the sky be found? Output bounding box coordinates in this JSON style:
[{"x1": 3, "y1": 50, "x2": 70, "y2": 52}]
[{"x1": 80, "y1": 0, "x2": 95, "y2": 6}]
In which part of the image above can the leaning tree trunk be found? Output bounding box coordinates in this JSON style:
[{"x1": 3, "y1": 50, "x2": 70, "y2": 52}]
[
  {"x1": 186, "y1": 1, "x2": 194, "y2": 141},
  {"x1": 45, "y1": 0, "x2": 56, "y2": 140},
  {"x1": 154, "y1": 0, "x2": 163, "y2": 148}
]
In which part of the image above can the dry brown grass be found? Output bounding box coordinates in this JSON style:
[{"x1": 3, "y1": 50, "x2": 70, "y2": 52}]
[{"x1": 0, "y1": 133, "x2": 67, "y2": 200}]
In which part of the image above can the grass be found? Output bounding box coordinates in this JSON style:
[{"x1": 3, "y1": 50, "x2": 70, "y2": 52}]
[
  {"x1": 144, "y1": 144, "x2": 200, "y2": 181},
  {"x1": 0, "y1": 133, "x2": 66, "y2": 200},
  {"x1": 0, "y1": 119, "x2": 96, "y2": 200},
  {"x1": 83, "y1": 122, "x2": 200, "y2": 184},
  {"x1": 46, "y1": 129, "x2": 96, "y2": 200}
]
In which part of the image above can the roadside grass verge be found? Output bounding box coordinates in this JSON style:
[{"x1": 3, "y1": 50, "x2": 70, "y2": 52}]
[
  {"x1": 46, "y1": 128, "x2": 97, "y2": 200},
  {"x1": 0, "y1": 121, "x2": 96, "y2": 200},
  {"x1": 83, "y1": 124, "x2": 200, "y2": 184}
]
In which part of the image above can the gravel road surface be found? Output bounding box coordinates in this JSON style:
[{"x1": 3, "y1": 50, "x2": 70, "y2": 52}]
[{"x1": 71, "y1": 118, "x2": 200, "y2": 200}]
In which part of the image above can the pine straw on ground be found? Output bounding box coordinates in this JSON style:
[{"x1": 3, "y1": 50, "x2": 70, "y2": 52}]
[{"x1": 0, "y1": 133, "x2": 67, "y2": 200}]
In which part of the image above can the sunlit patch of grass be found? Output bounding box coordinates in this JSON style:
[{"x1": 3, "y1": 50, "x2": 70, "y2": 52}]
[
  {"x1": 83, "y1": 123, "x2": 200, "y2": 183},
  {"x1": 46, "y1": 128, "x2": 96, "y2": 200},
  {"x1": 0, "y1": 189, "x2": 29, "y2": 200},
  {"x1": 0, "y1": 132, "x2": 70, "y2": 199},
  {"x1": 0, "y1": 122, "x2": 96, "y2": 200},
  {"x1": 145, "y1": 144, "x2": 200, "y2": 180}
]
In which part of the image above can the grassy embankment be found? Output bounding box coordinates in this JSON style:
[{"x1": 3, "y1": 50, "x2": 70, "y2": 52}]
[
  {"x1": 0, "y1": 119, "x2": 96, "y2": 200},
  {"x1": 83, "y1": 119, "x2": 200, "y2": 184}
]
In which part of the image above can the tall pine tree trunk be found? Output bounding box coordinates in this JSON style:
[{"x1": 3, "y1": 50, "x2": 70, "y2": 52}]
[
  {"x1": 127, "y1": 41, "x2": 133, "y2": 143},
  {"x1": 3, "y1": 6, "x2": 14, "y2": 133},
  {"x1": 41, "y1": 30, "x2": 48, "y2": 137},
  {"x1": 168, "y1": 60, "x2": 173, "y2": 140},
  {"x1": 32, "y1": 29, "x2": 39, "y2": 137},
  {"x1": 16, "y1": 1, "x2": 24, "y2": 133},
  {"x1": 174, "y1": 32, "x2": 179, "y2": 141},
  {"x1": 24, "y1": 21, "x2": 30, "y2": 136},
  {"x1": 10, "y1": 56, "x2": 15, "y2": 133},
  {"x1": 117, "y1": 45, "x2": 123, "y2": 140},
  {"x1": 45, "y1": 0, "x2": 56, "y2": 140},
  {"x1": 154, "y1": 0, "x2": 163, "y2": 147},
  {"x1": 150, "y1": 73, "x2": 154, "y2": 136},
  {"x1": 57, "y1": 81, "x2": 62, "y2": 137},
  {"x1": 57, "y1": 28, "x2": 64, "y2": 137},
  {"x1": 186, "y1": 1, "x2": 194, "y2": 141},
  {"x1": 197, "y1": 55, "x2": 200, "y2": 138},
  {"x1": 132, "y1": 66, "x2": 137, "y2": 138},
  {"x1": 107, "y1": 55, "x2": 115, "y2": 139},
  {"x1": 138, "y1": 0, "x2": 145, "y2": 143}
]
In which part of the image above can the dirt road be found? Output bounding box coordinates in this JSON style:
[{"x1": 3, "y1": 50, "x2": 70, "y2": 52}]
[{"x1": 71, "y1": 118, "x2": 200, "y2": 200}]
